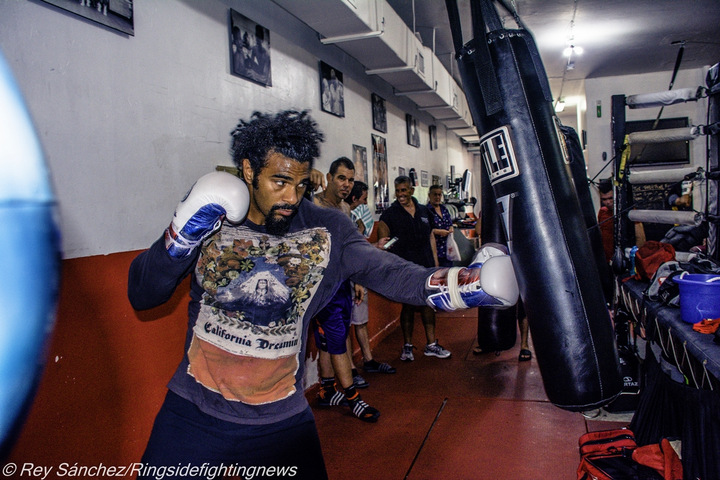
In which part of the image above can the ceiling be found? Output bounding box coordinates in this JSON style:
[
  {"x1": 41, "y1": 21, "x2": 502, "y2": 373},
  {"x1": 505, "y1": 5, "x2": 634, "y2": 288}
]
[{"x1": 385, "y1": 0, "x2": 720, "y2": 116}]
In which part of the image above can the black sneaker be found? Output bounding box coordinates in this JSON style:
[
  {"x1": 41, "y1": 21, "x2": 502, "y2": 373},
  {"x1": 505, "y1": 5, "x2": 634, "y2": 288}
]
[
  {"x1": 347, "y1": 393, "x2": 380, "y2": 423},
  {"x1": 317, "y1": 386, "x2": 348, "y2": 407}
]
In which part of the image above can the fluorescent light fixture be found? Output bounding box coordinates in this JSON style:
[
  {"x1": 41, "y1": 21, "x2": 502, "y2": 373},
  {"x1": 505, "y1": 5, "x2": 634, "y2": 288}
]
[
  {"x1": 555, "y1": 99, "x2": 566, "y2": 113},
  {"x1": 536, "y1": 20, "x2": 633, "y2": 49}
]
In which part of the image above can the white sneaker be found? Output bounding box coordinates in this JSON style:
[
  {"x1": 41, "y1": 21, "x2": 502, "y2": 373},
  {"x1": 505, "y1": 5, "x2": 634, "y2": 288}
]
[
  {"x1": 424, "y1": 341, "x2": 451, "y2": 359},
  {"x1": 400, "y1": 344, "x2": 415, "y2": 362}
]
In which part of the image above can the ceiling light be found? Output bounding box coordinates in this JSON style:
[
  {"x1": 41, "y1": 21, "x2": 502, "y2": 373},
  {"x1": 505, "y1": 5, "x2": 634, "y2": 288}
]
[
  {"x1": 563, "y1": 45, "x2": 584, "y2": 57},
  {"x1": 555, "y1": 99, "x2": 566, "y2": 113}
]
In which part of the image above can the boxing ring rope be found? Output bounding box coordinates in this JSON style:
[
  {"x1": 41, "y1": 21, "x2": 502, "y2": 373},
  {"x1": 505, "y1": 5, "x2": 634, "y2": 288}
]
[
  {"x1": 627, "y1": 166, "x2": 698, "y2": 184},
  {"x1": 627, "y1": 209, "x2": 702, "y2": 226},
  {"x1": 626, "y1": 87, "x2": 702, "y2": 109},
  {"x1": 627, "y1": 126, "x2": 699, "y2": 145}
]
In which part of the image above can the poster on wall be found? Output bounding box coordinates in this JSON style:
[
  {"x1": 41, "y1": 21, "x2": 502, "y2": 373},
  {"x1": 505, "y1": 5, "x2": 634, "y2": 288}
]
[
  {"x1": 352, "y1": 145, "x2": 368, "y2": 184},
  {"x1": 421, "y1": 170, "x2": 429, "y2": 187},
  {"x1": 406, "y1": 114, "x2": 420, "y2": 148},
  {"x1": 320, "y1": 61, "x2": 344, "y2": 117},
  {"x1": 41, "y1": 0, "x2": 134, "y2": 35},
  {"x1": 372, "y1": 93, "x2": 387, "y2": 133},
  {"x1": 372, "y1": 134, "x2": 389, "y2": 213},
  {"x1": 230, "y1": 10, "x2": 271, "y2": 87}
]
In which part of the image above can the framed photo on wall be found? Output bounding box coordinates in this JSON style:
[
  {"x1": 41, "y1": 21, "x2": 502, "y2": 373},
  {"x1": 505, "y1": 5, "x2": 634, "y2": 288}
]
[
  {"x1": 352, "y1": 145, "x2": 368, "y2": 184},
  {"x1": 41, "y1": 0, "x2": 134, "y2": 35},
  {"x1": 406, "y1": 114, "x2": 420, "y2": 148},
  {"x1": 398, "y1": 167, "x2": 406, "y2": 177},
  {"x1": 372, "y1": 93, "x2": 387, "y2": 133},
  {"x1": 421, "y1": 170, "x2": 429, "y2": 187},
  {"x1": 432, "y1": 175, "x2": 441, "y2": 187},
  {"x1": 372, "y1": 134, "x2": 389, "y2": 212},
  {"x1": 320, "y1": 61, "x2": 344, "y2": 117},
  {"x1": 429, "y1": 125, "x2": 438, "y2": 150},
  {"x1": 230, "y1": 10, "x2": 271, "y2": 87}
]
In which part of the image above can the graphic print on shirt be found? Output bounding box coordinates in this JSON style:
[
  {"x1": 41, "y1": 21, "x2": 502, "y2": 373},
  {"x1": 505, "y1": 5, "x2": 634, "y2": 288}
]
[{"x1": 187, "y1": 224, "x2": 330, "y2": 404}]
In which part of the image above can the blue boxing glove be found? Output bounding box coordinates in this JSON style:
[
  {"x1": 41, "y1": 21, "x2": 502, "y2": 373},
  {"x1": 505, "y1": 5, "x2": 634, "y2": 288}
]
[
  {"x1": 426, "y1": 243, "x2": 519, "y2": 311},
  {"x1": 165, "y1": 171, "x2": 249, "y2": 258}
]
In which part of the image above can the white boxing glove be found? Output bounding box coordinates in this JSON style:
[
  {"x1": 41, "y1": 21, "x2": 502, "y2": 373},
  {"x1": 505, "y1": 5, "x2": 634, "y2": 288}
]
[
  {"x1": 165, "y1": 171, "x2": 249, "y2": 258},
  {"x1": 426, "y1": 243, "x2": 519, "y2": 311}
]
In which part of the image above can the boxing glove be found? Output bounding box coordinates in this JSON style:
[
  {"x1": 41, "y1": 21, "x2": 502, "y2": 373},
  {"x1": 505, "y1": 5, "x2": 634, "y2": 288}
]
[
  {"x1": 426, "y1": 243, "x2": 519, "y2": 311},
  {"x1": 165, "y1": 171, "x2": 249, "y2": 258}
]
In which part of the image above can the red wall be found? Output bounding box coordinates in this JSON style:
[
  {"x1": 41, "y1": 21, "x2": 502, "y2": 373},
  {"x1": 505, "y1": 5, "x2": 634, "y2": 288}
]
[{"x1": 8, "y1": 250, "x2": 399, "y2": 467}]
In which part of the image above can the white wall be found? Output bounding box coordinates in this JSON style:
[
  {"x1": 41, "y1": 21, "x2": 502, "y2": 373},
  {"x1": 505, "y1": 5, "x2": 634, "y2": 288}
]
[
  {"x1": 0, "y1": 0, "x2": 473, "y2": 258},
  {"x1": 584, "y1": 67, "x2": 709, "y2": 208}
]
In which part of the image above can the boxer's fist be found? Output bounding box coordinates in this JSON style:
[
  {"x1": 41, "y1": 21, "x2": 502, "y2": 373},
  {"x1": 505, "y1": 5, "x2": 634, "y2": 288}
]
[
  {"x1": 426, "y1": 243, "x2": 518, "y2": 311},
  {"x1": 165, "y1": 171, "x2": 249, "y2": 258}
]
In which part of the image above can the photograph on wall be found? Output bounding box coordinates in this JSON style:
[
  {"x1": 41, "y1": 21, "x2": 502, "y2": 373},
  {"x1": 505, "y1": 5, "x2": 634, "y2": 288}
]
[
  {"x1": 429, "y1": 125, "x2": 438, "y2": 150},
  {"x1": 41, "y1": 0, "x2": 134, "y2": 35},
  {"x1": 432, "y1": 175, "x2": 441, "y2": 187},
  {"x1": 372, "y1": 134, "x2": 389, "y2": 212},
  {"x1": 406, "y1": 114, "x2": 420, "y2": 148},
  {"x1": 398, "y1": 167, "x2": 406, "y2": 177},
  {"x1": 230, "y1": 10, "x2": 271, "y2": 87},
  {"x1": 421, "y1": 170, "x2": 429, "y2": 187},
  {"x1": 320, "y1": 61, "x2": 344, "y2": 117},
  {"x1": 372, "y1": 93, "x2": 387, "y2": 133},
  {"x1": 352, "y1": 145, "x2": 368, "y2": 184}
]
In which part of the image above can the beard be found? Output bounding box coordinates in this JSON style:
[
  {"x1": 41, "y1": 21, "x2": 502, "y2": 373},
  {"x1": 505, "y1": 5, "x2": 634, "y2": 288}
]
[{"x1": 264, "y1": 204, "x2": 298, "y2": 235}]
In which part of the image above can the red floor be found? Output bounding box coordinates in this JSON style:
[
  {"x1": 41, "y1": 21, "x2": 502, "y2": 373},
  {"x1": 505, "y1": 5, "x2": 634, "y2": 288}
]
[{"x1": 309, "y1": 309, "x2": 630, "y2": 480}]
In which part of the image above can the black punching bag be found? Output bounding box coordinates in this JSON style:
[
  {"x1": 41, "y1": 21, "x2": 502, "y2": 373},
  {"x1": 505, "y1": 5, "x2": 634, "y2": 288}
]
[
  {"x1": 476, "y1": 158, "x2": 517, "y2": 353},
  {"x1": 561, "y1": 125, "x2": 613, "y2": 303},
  {"x1": 446, "y1": 0, "x2": 622, "y2": 411}
]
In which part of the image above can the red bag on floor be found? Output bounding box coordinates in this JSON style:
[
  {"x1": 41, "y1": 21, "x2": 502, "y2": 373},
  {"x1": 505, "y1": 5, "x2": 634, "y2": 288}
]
[
  {"x1": 631, "y1": 439, "x2": 683, "y2": 480},
  {"x1": 634, "y1": 241, "x2": 675, "y2": 281},
  {"x1": 577, "y1": 428, "x2": 663, "y2": 480}
]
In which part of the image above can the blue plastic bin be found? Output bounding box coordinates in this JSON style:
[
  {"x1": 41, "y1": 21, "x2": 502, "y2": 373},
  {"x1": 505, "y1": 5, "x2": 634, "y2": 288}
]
[{"x1": 675, "y1": 274, "x2": 720, "y2": 324}]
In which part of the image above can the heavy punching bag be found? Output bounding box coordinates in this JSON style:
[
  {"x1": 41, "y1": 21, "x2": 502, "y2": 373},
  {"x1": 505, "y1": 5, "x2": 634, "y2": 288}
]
[
  {"x1": 0, "y1": 51, "x2": 61, "y2": 457},
  {"x1": 446, "y1": 0, "x2": 622, "y2": 411},
  {"x1": 476, "y1": 158, "x2": 517, "y2": 353},
  {"x1": 562, "y1": 125, "x2": 613, "y2": 303}
]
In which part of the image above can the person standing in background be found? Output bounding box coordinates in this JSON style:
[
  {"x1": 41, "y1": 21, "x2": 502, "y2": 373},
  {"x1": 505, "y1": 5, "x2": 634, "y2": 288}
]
[
  {"x1": 377, "y1": 176, "x2": 451, "y2": 362},
  {"x1": 312, "y1": 158, "x2": 380, "y2": 422},
  {"x1": 427, "y1": 184, "x2": 454, "y2": 267},
  {"x1": 344, "y1": 181, "x2": 396, "y2": 384}
]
